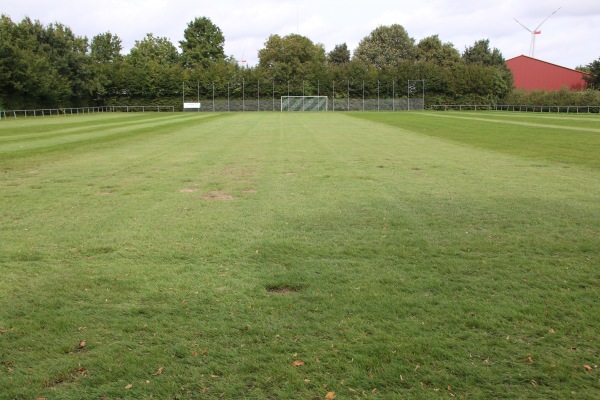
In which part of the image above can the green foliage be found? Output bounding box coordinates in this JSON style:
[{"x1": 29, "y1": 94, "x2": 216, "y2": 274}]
[
  {"x1": 583, "y1": 58, "x2": 600, "y2": 89},
  {"x1": 462, "y1": 39, "x2": 505, "y2": 66},
  {"x1": 258, "y1": 34, "x2": 326, "y2": 84},
  {"x1": 416, "y1": 35, "x2": 461, "y2": 66},
  {"x1": 179, "y1": 17, "x2": 226, "y2": 69},
  {"x1": 90, "y1": 32, "x2": 123, "y2": 63},
  {"x1": 327, "y1": 43, "x2": 351, "y2": 64},
  {"x1": 459, "y1": 39, "x2": 513, "y2": 102},
  {"x1": 128, "y1": 33, "x2": 179, "y2": 67},
  {"x1": 124, "y1": 34, "x2": 181, "y2": 99},
  {"x1": 505, "y1": 88, "x2": 600, "y2": 106},
  {"x1": 575, "y1": 65, "x2": 590, "y2": 73},
  {"x1": 353, "y1": 24, "x2": 417, "y2": 67},
  {"x1": 0, "y1": 15, "x2": 93, "y2": 108}
]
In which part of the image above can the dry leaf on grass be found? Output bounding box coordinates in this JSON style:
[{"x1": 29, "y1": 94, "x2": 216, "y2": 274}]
[
  {"x1": 325, "y1": 392, "x2": 336, "y2": 400},
  {"x1": 524, "y1": 357, "x2": 534, "y2": 363},
  {"x1": 152, "y1": 367, "x2": 164, "y2": 376},
  {"x1": 124, "y1": 383, "x2": 133, "y2": 390},
  {"x1": 292, "y1": 360, "x2": 305, "y2": 367},
  {"x1": 583, "y1": 365, "x2": 592, "y2": 371}
]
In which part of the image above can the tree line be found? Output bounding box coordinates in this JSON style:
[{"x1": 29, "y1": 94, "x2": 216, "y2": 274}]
[{"x1": 1, "y1": 14, "x2": 598, "y2": 110}]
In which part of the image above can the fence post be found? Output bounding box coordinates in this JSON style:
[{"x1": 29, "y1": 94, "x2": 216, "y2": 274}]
[
  {"x1": 347, "y1": 80, "x2": 350, "y2": 111},
  {"x1": 377, "y1": 81, "x2": 380, "y2": 111},
  {"x1": 362, "y1": 81, "x2": 365, "y2": 111},
  {"x1": 332, "y1": 81, "x2": 335, "y2": 111}
]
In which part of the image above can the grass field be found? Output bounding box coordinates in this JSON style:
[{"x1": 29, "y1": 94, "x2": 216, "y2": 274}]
[{"x1": 1, "y1": 111, "x2": 598, "y2": 399}]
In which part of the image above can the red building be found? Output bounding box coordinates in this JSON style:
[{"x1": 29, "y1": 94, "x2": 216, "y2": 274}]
[{"x1": 506, "y1": 55, "x2": 589, "y2": 91}]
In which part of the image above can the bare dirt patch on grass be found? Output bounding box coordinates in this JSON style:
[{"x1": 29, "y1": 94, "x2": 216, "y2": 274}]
[
  {"x1": 202, "y1": 191, "x2": 234, "y2": 201},
  {"x1": 179, "y1": 188, "x2": 197, "y2": 193},
  {"x1": 265, "y1": 284, "x2": 303, "y2": 295}
]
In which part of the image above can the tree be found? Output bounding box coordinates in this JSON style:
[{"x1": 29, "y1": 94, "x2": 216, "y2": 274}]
[
  {"x1": 462, "y1": 39, "x2": 504, "y2": 66},
  {"x1": 583, "y1": 58, "x2": 600, "y2": 89},
  {"x1": 91, "y1": 32, "x2": 122, "y2": 63},
  {"x1": 45, "y1": 23, "x2": 92, "y2": 96},
  {"x1": 461, "y1": 39, "x2": 513, "y2": 101},
  {"x1": 328, "y1": 43, "x2": 350, "y2": 64},
  {"x1": 179, "y1": 17, "x2": 225, "y2": 68},
  {"x1": 0, "y1": 15, "x2": 94, "y2": 108},
  {"x1": 416, "y1": 35, "x2": 460, "y2": 66},
  {"x1": 129, "y1": 33, "x2": 178, "y2": 67},
  {"x1": 90, "y1": 32, "x2": 124, "y2": 102},
  {"x1": 353, "y1": 24, "x2": 416, "y2": 68},
  {"x1": 258, "y1": 34, "x2": 326, "y2": 84},
  {"x1": 126, "y1": 34, "x2": 180, "y2": 98}
]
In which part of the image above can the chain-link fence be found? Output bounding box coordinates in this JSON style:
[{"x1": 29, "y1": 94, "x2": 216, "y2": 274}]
[
  {"x1": 194, "y1": 97, "x2": 425, "y2": 112},
  {"x1": 183, "y1": 80, "x2": 425, "y2": 112}
]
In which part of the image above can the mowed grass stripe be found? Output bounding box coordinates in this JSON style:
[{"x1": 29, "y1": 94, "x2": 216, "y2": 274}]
[
  {"x1": 0, "y1": 113, "x2": 172, "y2": 138},
  {"x1": 425, "y1": 111, "x2": 600, "y2": 132},
  {"x1": 1, "y1": 112, "x2": 598, "y2": 399},
  {"x1": 0, "y1": 113, "x2": 201, "y2": 143},
  {"x1": 0, "y1": 113, "x2": 229, "y2": 161},
  {"x1": 455, "y1": 111, "x2": 600, "y2": 123},
  {"x1": 352, "y1": 111, "x2": 600, "y2": 169},
  {"x1": 0, "y1": 112, "x2": 216, "y2": 148}
]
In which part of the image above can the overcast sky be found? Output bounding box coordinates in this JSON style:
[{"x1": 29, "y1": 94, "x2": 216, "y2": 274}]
[{"x1": 3, "y1": 0, "x2": 599, "y2": 69}]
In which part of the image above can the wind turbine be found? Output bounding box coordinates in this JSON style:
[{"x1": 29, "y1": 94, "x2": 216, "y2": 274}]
[
  {"x1": 239, "y1": 41, "x2": 248, "y2": 67},
  {"x1": 514, "y1": 7, "x2": 561, "y2": 58}
]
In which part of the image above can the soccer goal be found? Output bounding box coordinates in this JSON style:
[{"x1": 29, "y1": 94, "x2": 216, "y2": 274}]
[{"x1": 281, "y1": 96, "x2": 328, "y2": 111}]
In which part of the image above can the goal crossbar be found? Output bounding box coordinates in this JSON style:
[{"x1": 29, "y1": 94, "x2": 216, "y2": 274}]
[{"x1": 281, "y1": 96, "x2": 328, "y2": 112}]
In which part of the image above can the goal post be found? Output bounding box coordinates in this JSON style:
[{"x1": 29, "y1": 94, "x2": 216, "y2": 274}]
[{"x1": 281, "y1": 96, "x2": 328, "y2": 111}]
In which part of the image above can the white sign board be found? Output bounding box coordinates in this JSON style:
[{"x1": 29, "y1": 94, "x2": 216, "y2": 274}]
[{"x1": 183, "y1": 102, "x2": 201, "y2": 110}]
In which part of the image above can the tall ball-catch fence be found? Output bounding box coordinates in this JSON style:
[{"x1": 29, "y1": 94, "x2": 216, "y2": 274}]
[{"x1": 182, "y1": 79, "x2": 425, "y2": 112}]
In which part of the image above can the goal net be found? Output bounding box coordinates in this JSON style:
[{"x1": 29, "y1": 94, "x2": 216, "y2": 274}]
[{"x1": 281, "y1": 96, "x2": 328, "y2": 111}]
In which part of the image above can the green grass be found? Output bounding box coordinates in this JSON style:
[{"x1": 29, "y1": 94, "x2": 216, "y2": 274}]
[
  {"x1": 353, "y1": 111, "x2": 600, "y2": 169},
  {"x1": 0, "y1": 111, "x2": 598, "y2": 399}
]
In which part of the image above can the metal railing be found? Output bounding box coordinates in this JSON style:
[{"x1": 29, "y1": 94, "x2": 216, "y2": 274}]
[
  {"x1": 1, "y1": 105, "x2": 175, "y2": 120},
  {"x1": 430, "y1": 104, "x2": 600, "y2": 113}
]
